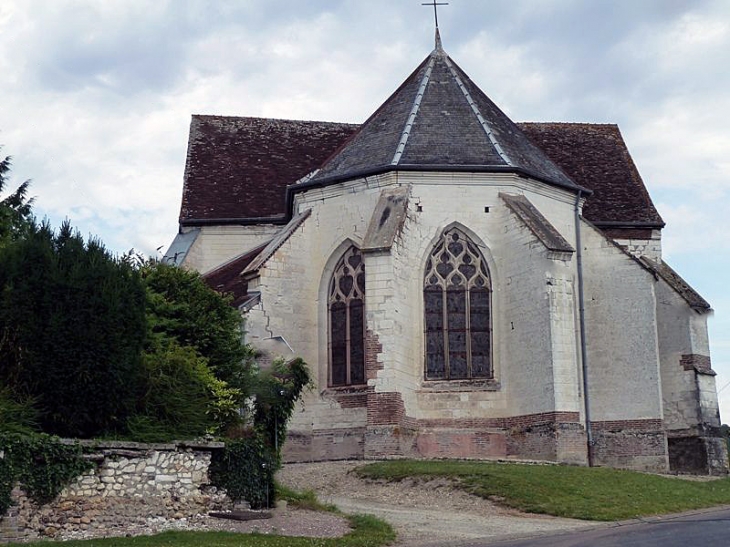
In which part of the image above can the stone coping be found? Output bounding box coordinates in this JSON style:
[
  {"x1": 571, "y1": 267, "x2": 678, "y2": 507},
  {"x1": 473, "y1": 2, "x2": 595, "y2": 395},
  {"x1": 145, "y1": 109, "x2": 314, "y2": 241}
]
[{"x1": 57, "y1": 439, "x2": 226, "y2": 450}]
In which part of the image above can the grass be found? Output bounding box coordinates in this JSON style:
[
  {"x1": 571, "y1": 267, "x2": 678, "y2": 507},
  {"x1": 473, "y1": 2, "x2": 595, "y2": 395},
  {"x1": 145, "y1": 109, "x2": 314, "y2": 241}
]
[
  {"x1": 356, "y1": 459, "x2": 730, "y2": 521},
  {"x1": 11, "y1": 516, "x2": 395, "y2": 547},
  {"x1": 275, "y1": 482, "x2": 338, "y2": 512}
]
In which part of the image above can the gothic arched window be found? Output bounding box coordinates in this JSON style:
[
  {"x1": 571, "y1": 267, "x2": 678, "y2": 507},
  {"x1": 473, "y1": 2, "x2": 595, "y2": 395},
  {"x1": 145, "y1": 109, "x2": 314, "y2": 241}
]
[
  {"x1": 424, "y1": 227, "x2": 491, "y2": 380},
  {"x1": 328, "y1": 247, "x2": 366, "y2": 386}
]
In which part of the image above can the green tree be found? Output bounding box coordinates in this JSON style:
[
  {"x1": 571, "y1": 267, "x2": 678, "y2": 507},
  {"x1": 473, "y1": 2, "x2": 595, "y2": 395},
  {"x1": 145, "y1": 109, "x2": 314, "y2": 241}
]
[
  {"x1": 141, "y1": 261, "x2": 254, "y2": 395},
  {"x1": 0, "y1": 220, "x2": 147, "y2": 437},
  {"x1": 0, "y1": 149, "x2": 34, "y2": 246},
  {"x1": 126, "y1": 261, "x2": 255, "y2": 440}
]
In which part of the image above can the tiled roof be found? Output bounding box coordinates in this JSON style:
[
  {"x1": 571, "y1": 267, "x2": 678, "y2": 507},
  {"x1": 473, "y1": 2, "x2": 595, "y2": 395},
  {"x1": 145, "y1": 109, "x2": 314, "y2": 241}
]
[
  {"x1": 202, "y1": 242, "x2": 268, "y2": 308},
  {"x1": 309, "y1": 47, "x2": 580, "y2": 191},
  {"x1": 180, "y1": 115, "x2": 357, "y2": 224},
  {"x1": 518, "y1": 123, "x2": 664, "y2": 227},
  {"x1": 178, "y1": 117, "x2": 660, "y2": 228}
]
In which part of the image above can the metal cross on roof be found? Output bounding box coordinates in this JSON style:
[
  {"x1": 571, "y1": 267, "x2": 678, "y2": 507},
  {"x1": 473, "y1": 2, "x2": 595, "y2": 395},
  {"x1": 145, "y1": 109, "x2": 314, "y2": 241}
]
[{"x1": 422, "y1": 0, "x2": 449, "y2": 29}]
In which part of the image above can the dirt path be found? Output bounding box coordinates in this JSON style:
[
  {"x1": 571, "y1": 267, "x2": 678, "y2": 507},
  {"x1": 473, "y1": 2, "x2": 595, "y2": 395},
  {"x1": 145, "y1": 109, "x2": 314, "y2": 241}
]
[{"x1": 277, "y1": 461, "x2": 595, "y2": 546}]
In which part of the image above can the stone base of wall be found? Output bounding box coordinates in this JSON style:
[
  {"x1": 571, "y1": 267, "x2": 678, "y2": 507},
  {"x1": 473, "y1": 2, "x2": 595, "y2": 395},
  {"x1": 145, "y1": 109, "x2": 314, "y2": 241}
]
[
  {"x1": 668, "y1": 433, "x2": 729, "y2": 475},
  {"x1": 285, "y1": 418, "x2": 690, "y2": 474},
  {"x1": 591, "y1": 421, "x2": 668, "y2": 472},
  {"x1": 283, "y1": 428, "x2": 365, "y2": 463},
  {"x1": 285, "y1": 420, "x2": 589, "y2": 465},
  {"x1": 507, "y1": 423, "x2": 588, "y2": 466}
]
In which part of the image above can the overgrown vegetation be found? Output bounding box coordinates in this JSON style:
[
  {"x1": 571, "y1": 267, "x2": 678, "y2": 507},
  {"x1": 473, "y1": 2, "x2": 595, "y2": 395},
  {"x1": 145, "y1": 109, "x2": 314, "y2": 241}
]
[
  {"x1": 6, "y1": 514, "x2": 396, "y2": 547},
  {"x1": 209, "y1": 358, "x2": 311, "y2": 508},
  {"x1": 357, "y1": 459, "x2": 730, "y2": 521},
  {"x1": 0, "y1": 434, "x2": 92, "y2": 514},
  {"x1": 133, "y1": 261, "x2": 256, "y2": 441},
  {"x1": 0, "y1": 149, "x2": 310, "y2": 513}
]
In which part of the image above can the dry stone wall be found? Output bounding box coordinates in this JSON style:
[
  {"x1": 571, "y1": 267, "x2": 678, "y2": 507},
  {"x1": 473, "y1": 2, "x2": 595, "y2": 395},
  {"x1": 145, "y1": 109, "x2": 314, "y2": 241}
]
[{"x1": 0, "y1": 441, "x2": 232, "y2": 543}]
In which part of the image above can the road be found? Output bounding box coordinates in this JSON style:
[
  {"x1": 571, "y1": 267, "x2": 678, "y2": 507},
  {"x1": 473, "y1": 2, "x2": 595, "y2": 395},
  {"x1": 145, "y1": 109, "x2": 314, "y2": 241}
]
[{"x1": 458, "y1": 507, "x2": 730, "y2": 547}]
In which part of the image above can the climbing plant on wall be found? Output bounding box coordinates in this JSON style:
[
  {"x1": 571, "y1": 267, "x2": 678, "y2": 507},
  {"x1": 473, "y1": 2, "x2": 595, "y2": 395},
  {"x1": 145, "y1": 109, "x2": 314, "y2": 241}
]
[{"x1": 0, "y1": 434, "x2": 92, "y2": 516}]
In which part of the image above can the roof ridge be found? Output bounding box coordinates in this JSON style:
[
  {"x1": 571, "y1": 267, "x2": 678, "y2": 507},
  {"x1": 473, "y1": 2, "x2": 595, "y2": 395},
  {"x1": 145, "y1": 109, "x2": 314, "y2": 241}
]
[
  {"x1": 518, "y1": 121, "x2": 619, "y2": 128},
  {"x1": 191, "y1": 114, "x2": 359, "y2": 126},
  {"x1": 442, "y1": 54, "x2": 513, "y2": 166},
  {"x1": 391, "y1": 55, "x2": 436, "y2": 165}
]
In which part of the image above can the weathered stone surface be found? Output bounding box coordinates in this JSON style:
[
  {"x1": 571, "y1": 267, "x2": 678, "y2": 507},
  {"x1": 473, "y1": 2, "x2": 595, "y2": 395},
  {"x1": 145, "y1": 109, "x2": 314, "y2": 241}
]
[{"x1": 0, "y1": 443, "x2": 231, "y2": 543}]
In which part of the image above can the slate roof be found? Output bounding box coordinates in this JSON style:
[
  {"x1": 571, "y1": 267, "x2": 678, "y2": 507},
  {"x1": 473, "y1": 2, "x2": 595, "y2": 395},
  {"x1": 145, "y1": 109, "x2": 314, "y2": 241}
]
[
  {"x1": 309, "y1": 46, "x2": 580, "y2": 191},
  {"x1": 178, "y1": 50, "x2": 662, "y2": 231},
  {"x1": 180, "y1": 115, "x2": 358, "y2": 224},
  {"x1": 518, "y1": 123, "x2": 664, "y2": 228}
]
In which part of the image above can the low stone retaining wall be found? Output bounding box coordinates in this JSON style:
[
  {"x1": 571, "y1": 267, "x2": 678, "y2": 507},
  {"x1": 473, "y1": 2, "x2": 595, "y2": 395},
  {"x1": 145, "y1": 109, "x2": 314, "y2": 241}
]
[{"x1": 0, "y1": 441, "x2": 232, "y2": 543}]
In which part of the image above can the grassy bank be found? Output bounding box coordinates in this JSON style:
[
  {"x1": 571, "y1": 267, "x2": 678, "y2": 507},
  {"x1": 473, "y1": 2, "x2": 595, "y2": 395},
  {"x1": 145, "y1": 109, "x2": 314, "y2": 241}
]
[{"x1": 356, "y1": 459, "x2": 730, "y2": 521}]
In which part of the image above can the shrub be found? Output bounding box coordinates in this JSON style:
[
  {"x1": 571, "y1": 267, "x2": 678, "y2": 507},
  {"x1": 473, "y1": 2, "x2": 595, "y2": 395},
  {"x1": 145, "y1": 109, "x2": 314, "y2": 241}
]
[
  {"x1": 129, "y1": 338, "x2": 243, "y2": 441},
  {"x1": 208, "y1": 434, "x2": 277, "y2": 510},
  {"x1": 210, "y1": 358, "x2": 311, "y2": 509}
]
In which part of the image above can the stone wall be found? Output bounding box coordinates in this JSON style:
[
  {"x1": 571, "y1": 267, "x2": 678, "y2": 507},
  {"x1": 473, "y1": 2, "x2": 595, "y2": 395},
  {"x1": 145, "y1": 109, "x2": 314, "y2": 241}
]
[{"x1": 0, "y1": 441, "x2": 231, "y2": 543}]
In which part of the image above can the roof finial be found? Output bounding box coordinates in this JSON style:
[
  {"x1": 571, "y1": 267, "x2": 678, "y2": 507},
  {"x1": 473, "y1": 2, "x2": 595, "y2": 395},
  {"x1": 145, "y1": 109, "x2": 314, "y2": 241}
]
[{"x1": 422, "y1": 1, "x2": 448, "y2": 50}]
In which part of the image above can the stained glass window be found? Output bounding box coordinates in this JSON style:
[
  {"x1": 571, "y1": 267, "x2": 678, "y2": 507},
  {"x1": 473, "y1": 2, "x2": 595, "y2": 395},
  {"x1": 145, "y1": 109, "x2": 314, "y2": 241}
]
[
  {"x1": 424, "y1": 228, "x2": 492, "y2": 380},
  {"x1": 329, "y1": 247, "x2": 366, "y2": 386}
]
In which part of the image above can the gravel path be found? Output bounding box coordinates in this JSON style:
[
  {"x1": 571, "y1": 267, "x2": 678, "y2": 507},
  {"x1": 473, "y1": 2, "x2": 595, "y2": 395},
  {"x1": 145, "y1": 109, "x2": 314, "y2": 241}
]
[{"x1": 277, "y1": 461, "x2": 595, "y2": 546}]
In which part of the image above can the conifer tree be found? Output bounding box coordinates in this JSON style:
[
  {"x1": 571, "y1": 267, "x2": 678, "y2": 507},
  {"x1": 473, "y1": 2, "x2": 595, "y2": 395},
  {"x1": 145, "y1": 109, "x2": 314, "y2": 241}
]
[
  {"x1": 0, "y1": 148, "x2": 34, "y2": 246},
  {"x1": 0, "y1": 221, "x2": 147, "y2": 437}
]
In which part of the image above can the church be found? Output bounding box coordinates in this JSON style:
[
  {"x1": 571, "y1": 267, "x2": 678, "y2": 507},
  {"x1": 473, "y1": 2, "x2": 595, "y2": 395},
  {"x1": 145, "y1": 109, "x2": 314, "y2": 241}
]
[{"x1": 165, "y1": 27, "x2": 726, "y2": 474}]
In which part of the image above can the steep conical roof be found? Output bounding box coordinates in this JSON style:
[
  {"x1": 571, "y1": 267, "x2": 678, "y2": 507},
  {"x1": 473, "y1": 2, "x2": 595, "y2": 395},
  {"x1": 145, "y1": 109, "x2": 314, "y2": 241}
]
[{"x1": 308, "y1": 43, "x2": 583, "y2": 192}]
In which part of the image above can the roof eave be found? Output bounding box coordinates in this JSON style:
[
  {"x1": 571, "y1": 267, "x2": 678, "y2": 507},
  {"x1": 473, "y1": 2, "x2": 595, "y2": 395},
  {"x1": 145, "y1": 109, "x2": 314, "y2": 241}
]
[
  {"x1": 180, "y1": 215, "x2": 290, "y2": 227},
  {"x1": 291, "y1": 164, "x2": 591, "y2": 200},
  {"x1": 592, "y1": 220, "x2": 666, "y2": 230}
]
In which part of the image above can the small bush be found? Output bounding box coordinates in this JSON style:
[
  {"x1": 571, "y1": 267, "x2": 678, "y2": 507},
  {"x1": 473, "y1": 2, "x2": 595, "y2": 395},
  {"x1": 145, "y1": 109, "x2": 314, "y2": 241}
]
[{"x1": 208, "y1": 435, "x2": 276, "y2": 509}]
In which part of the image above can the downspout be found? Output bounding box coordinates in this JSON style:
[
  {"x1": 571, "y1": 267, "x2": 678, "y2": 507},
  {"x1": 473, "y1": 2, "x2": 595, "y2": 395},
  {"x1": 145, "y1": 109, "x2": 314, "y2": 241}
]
[{"x1": 575, "y1": 190, "x2": 594, "y2": 466}]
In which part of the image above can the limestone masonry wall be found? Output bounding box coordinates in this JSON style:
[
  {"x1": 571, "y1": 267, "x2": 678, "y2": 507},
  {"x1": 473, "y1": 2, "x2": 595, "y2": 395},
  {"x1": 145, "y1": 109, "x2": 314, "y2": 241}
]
[{"x1": 0, "y1": 441, "x2": 231, "y2": 543}]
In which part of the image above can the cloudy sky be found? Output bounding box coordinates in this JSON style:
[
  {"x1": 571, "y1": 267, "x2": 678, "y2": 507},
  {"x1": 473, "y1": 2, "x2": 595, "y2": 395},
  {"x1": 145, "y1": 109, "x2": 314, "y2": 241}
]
[{"x1": 1, "y1": 0, "x2": 728, "y2": 418}]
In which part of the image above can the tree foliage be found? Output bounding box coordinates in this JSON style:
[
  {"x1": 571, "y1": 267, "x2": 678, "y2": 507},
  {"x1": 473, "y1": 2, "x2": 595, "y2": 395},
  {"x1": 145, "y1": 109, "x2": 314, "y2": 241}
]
[
  {"x1": 0, "y1": 152, "x2": 311, "y2": 513},
  {"x1": 134, "y1": 261, "x2": 255, "y2": 439},
  {"x1": 0, "y1": 220, "x2": 147, "y2": 437},
  {"x1": 0, "y1": 150, "x2": 34, "y2": 246},
  {"x1": 141, "y1": 262, "x2": 254, "y2": 394}
]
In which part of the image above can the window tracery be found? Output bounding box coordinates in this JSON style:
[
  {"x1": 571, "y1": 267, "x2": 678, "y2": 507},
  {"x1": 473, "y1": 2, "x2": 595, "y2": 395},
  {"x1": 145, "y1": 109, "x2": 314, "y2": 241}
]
[
  {"x1": 328, "y1": 246, "x2": 366, "y2": 386},
  {"x1": 424, "y1": 227, "x2": 491, "y2": 380}
]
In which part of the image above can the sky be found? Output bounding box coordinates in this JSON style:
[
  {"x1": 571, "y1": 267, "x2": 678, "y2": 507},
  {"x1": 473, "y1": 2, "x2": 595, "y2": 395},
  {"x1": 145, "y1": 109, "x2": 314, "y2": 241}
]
[{"x1": 0, "y1": 0, "x2": 728, "y2": 419}]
